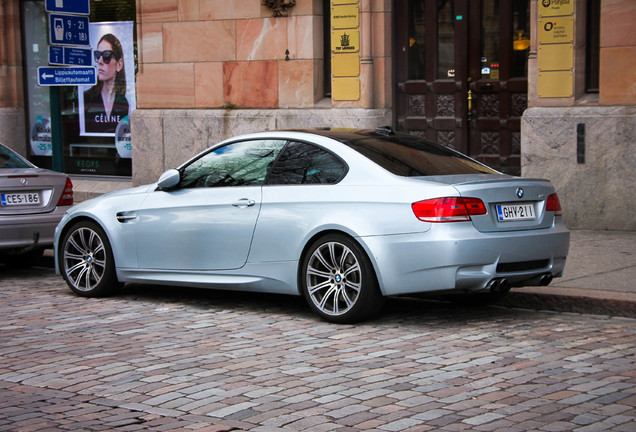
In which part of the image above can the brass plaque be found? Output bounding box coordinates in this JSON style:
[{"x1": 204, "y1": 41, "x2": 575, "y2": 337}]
[
  {"x1": 539, "y1": 0, "x2": 574, "y2": 17},
  {"x1": 332, "y1": 29, "x2": 359, "y2": 53},
  {"x1": 538, "y1": 71, "x2": 573, "y2": 98},
  {"x1": 539, "y1": 17, "x2": 574, "y2": 44},
  {"x1": 332, "y1": 76, "x2": 360, "y2": 101},
  {"x1": 538, "y1": 44, "x2": 573, "y2": 71},
  {"x1": 332, "y1": 52, "x2": 359, "y2": 77},
  {"x1": 331, "y1": 0, "x2": 357, "y2": 5},
  {"x1": 332, "y1": 4, "x2": 359, "y2": 30}
]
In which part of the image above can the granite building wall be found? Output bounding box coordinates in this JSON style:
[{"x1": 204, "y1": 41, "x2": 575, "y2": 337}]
[{"x1": 522, "y1": 0, "x2": 635, "y2": 230}]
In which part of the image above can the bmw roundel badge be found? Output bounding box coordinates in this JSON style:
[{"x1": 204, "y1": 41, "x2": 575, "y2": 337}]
[{"x1": 516, "y1": 187, "x2": 524, "y2": 199}]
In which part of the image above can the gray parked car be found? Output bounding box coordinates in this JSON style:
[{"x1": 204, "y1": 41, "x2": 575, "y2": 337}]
[
  {"x1": 55, "y1": 128, "x2": 569, "y2": 322},
  {"x1": 1, "y1": 143, "x2": 73, "y2": 264}
]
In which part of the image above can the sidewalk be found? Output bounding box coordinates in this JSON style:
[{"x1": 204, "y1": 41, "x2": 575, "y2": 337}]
[{"x1": 503, "y1": 230, "x2": 636, "y2": 317}]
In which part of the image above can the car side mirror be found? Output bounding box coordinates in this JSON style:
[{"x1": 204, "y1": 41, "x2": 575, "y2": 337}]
[{"x1": 157, "y1": 169, "x2": 180, "y2": 189}]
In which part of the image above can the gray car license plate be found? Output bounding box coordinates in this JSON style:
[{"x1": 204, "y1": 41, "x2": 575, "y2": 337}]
[
  {"x1": 1, "y1": 192, "x2": 40, "y2": 206},
  {"x1": 496, "y1": 203, "x2": 535, "y2": 222}
]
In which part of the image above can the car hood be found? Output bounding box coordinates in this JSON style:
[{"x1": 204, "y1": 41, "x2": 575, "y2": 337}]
[{"x1": 67, "y1": 183, "x2": 155, "y2": 213}]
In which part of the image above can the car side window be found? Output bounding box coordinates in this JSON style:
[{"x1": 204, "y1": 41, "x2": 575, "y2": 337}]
[
  {"x1": 180, "y1": 139, "x2": 285, "y2": 188},
  {"x1": 267, "y1": 141, "x2": 347, "y2": 185}
]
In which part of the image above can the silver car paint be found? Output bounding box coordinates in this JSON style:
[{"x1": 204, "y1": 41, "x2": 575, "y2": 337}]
[
  {"x1": 1, "y1": 145, "x2": 71, "y2": 253},
  {"x1": 55, "y1": 131, "x2": 569, "y2": 297}
]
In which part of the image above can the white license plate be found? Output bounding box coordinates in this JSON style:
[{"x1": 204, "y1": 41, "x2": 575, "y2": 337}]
[
  {"x1": 0, "y1": 192, "x2": 40, "y2": 206},
  {"x1": 496, "y1": 203, "x2": 536, "y2": 222}
]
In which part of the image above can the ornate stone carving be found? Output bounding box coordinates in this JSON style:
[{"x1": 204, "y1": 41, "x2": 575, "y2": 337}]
[
  {"x1": 480, "y1": 132, "x2": 500, "y2": 155},
  {"x1": 479, "y1": 94, "x2": 499, "y2": 117},
  {"x1": 261, "y1": 0, "x2": 296, "y2": 17},
  {"x1": 436, "y1": 95, "x2": 455, "y2": 117},
  {"x1": 408, "y1": 95, "x2": 426, "y2": 116},
  {"x1": 437, "y1": 131, "x2": 456, "y2": 149},
  {"x1": 511, "y1": 131, "x2": 521, "y2": 155},
  {"x1": 511, "y1": 93, "x2": 528, "y2": 117}
]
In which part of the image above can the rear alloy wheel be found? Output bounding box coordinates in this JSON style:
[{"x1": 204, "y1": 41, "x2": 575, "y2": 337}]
[
  {"x1": 59, "y1": 221, "x2": 119, "y2": 297},
  {"x1": 301, "y1": 234, "x2": 384, "y2": 323}
]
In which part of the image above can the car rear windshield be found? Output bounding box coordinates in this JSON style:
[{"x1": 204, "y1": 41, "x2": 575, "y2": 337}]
[
  {"x1": 0, "y1": 147, "x2": 32, "y2": 169},
  {"x1": 344, "y1": 134, "x2": 497, "y2": 177}
]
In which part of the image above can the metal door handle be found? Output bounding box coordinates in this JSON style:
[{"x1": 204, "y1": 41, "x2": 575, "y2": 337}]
[{"x1": 232, "y1": 199, "x2": 256, "y2": 208}]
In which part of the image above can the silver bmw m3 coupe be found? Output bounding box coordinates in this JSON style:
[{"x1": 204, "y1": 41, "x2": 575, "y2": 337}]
[{"x1": 55, "y1": 128, "x2": 569, "y2": 322}]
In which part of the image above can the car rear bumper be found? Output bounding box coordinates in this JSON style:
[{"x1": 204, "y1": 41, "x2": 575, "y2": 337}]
[
  {"x1": 0, "y1": 208, "x2": 67, "y2": 253},
  {"x1": 361, "y1": 221, "x2": 570, "y2": 296}
]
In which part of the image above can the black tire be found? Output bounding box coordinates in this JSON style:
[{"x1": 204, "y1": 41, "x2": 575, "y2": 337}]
[
  {"x1": 300, "y1": 234, "x2": 385, "y2": 323},
  {"x1": 59, "y1": 220, "x2": 120, "y2": 297}
]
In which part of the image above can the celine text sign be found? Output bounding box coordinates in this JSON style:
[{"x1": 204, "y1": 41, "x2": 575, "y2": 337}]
[
  {"x1": 45, "y1": 0, "x2": 90, "y2": 15},
  {"x1": 49, "y1": 46, "x2": 92, "y2": 66},
  {"x1": 49, "y1": 13, "x2": 90, "y2": 46},
  {"x1": 38, "y1": 66, "x2": 96, "y2": 86}
]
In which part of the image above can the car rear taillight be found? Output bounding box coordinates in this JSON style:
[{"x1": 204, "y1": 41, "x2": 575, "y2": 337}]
[
  {"x1": 57, "y1": 177, "x2": 73, "y2": 206},
  {"x1": 412, "y1": 197, "x2": 487, "y2": 222},
  {"x1": 546, "y1": 193, "x2": 562, "y2": 216}
]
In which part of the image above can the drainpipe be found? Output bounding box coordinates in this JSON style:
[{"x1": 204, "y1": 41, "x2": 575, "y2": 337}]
[{"x1": 360, "y1": 0, "x2": 374, "y2": 108}]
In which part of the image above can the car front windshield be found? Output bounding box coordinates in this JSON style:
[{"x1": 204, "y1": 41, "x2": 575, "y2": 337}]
[
  {"x1": 0, "y1": 146, "x2": 32, "y2": 169},
  {"x1": 344, "y1": 134, "x2": 498, "y2": 177}
]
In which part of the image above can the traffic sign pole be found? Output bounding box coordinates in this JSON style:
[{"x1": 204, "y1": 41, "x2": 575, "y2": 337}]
[
  {"x1": 43, "y1": 0, "x2": 91, "y2": 173},
  {"x1": 50, "y1": 87, "x2": 64, "y2": 173}
]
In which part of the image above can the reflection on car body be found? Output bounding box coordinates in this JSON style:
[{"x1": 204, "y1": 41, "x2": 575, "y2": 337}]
[{"x1": 54, "y1": 128, "x2": 569, "y2": 323}]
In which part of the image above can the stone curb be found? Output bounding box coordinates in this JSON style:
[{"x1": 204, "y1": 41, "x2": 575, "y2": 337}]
[{"x1": 501, "y1": 288, "x2": 636, "y2": 318}]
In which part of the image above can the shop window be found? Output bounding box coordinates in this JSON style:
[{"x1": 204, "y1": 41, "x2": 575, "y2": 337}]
[{"x1": 22, "y1": 0, "x2": 137, "y2": 177}]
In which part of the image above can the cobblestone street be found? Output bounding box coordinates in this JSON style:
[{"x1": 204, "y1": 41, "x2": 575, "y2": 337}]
[{"x1": 1, "y1": 263, "x2": 635, "y2": 431}]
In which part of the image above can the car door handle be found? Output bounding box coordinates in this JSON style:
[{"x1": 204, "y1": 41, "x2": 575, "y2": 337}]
[{"x1": 232, "y1": 199, "x2": 256, "y2": 208}]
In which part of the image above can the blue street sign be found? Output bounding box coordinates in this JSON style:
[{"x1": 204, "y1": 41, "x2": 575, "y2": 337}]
[
  {"x1": 49, "y1": 13, "x2": 90, "y2": 46},
  {"x1": 49, "y1": 46, "x2": 92, "y2": 66},
  {"x1": 45, "y1": 0, "x2": 90, "y2": 15},
  {"x1": 37, "y1": 66, "x2": 96, "y2": 86}
]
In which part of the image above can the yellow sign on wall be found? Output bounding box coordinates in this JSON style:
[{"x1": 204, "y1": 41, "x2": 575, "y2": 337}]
[
  {"x1": 537, "y1": 2, "x2": 575, "y2": 98},
  {"x1": 538, "y1": 71, "x2": 573, "y2": 98},
  {"x1": 538, "y1": 17, "x2": 574, "y2": 44},
  {"x1": 539, "y1": 0, "x2": 574, "y2": 17},
  {"x1": 332, "y1": 4, "x2": 358, "y2": 29},
  {"x1": 332, "y1": 30, "x2": 359, "y2": 53},
  {"x1": 331, "y1": 1, "x2": 360, "y2": 101},
  {"x1": 332, "y1": 52, "x2": 359, "y2": 77},
  {"x1": 332, "y1": 77, "x2": 360, "y2": 101},
  {"x1": 538, "y1": 44, "x2": 573, "y2": 71}
]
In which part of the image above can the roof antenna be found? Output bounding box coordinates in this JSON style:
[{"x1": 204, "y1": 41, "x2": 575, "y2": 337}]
[{"x1": 376, "y1": 126, "x2": 394, "y2": 135}]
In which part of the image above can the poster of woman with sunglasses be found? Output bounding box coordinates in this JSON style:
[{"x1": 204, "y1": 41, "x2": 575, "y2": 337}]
[{"x1": 79, "y1": 22, "x2": 136, "y2": 138}]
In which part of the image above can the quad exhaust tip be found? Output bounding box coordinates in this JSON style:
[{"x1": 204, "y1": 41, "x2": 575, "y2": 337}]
[
  {"x1": 487, "y1": 278, "x2": 508, "y2": 293},
  {"x1": 540, "y1": 273, "x2": 553, "y2": 286}
]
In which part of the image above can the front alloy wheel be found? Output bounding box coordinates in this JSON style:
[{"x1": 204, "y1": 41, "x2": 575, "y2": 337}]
[
  {"x1": 60, "y1": 221, "x2": 118, "y2": 297},
  {"x1": 302, "y1": 234, "x2": 384, "y2": 323}
]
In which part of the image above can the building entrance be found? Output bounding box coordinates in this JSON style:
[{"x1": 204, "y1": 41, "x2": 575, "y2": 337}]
[{"x1": 394, "y1": 0, "x2": 530, "y2": 174}]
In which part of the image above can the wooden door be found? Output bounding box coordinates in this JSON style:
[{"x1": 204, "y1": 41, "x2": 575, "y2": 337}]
[{"x1": 394, "y1": 0, "x2": 530, "y2": 175}]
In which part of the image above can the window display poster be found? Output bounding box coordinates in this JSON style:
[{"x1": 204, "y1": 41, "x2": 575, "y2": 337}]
[{"x1": 78, "y1": 21, "x2": 135, "y2": 139}]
